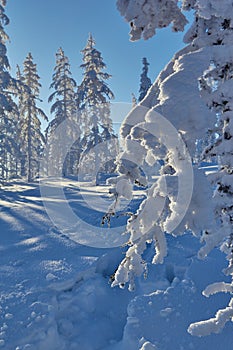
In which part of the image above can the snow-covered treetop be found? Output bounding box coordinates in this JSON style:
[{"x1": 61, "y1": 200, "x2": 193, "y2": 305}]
[
  {"x1": 77, "y1": 33, "x2": 114, "y2": 108},
  {"x1": 21, "y1": 52, "x2": 48, "y2": 124},
  {"x1": 49, "y1": 47, "x2": 77, "y2": 103},
  {"x1": 116, "y1": 0, "x2": 188, "y2": 40},
  {"x1": 23, "y1": 53, "x2": 41, "y2": 97},
  {"x1": 138, "y1": 57, "x2": 152, "y2": 101},
  {"x1": 48, "y1": 47, "x2": 77, "y2": 127}
]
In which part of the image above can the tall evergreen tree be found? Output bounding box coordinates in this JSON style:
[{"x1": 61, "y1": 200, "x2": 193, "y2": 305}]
[
  {"x1": 138, "y1": 57, "x2": 152, "y2": 102},
  {"x1": 47, "y1": 47, "x2": 79, "y2": 176},
  {"x1": 77, "y1": 34, "x2": 118, "y2": 180},
  {"x1": 16, "y1": 64, "x2": 28, "y2": 177},
  {"x1": 0, "y1": 0, "x2": 19, "y2": 182},
  {"x1": 19, "y1": 53, "x2": 47, "y2": 182},
  {"x1": 47, "y1": 47, "x2": 77, "y2": 134}
]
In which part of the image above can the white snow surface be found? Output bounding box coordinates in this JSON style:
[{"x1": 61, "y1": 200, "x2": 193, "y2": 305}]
[{"x1": 0, "y1": 179, "x2": 232, "y2": 349}]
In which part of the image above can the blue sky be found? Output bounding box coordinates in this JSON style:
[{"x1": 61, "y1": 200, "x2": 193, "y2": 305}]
[{"x1": 5, "y1": 0, "x2": 190, "y2": 124}]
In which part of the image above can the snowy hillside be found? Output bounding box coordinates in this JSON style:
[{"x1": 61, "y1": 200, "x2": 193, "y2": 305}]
[{"x1": 0, "y1": 179, "x2": 232, "y2": 350}]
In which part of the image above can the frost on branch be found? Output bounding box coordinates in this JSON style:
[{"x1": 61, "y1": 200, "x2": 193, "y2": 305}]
[
  {"x1": 188, "y1": 301, "x2": 233, "y2": 337},
  {"x1": 108, "y1": 106, "x2": 194, "y2": 290},
  {"x1": 116, "y1": 0, "x2": 188, "y2": 41},
  {"x1": 139, "y1": 340, "x2": 157, "y2": 350},
  {"x1": 202, "y1": 282, "x2": 233, "y2": 297},
  {"x1": 195, "y1": 0, "x2": 233, "y2": 21},
  {"x1": 198, "y1": 230, "x2": 226, "y2": 259},
  {"x1": 111, "y1": 225, "x2": 167, "y2": 291},
  {"x1": 192, "y1": 234, "x2": 233, "y2": 337}
]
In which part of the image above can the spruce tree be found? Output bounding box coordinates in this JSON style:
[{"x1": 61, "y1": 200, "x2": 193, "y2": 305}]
[
  {"x1": 0, "y1": 0, "x2": 19, "y2": 182},
  {"x1": 47, "y1": 47, "x2": 79, "y2": 176},
  {"x1": 16, "y1": 64, "x2": 27, "y2": 177},
  {"x1": 138, "y1": 57, "x2": 152, "y2": 102},
  {"x1": 112, "y1": 0, "x2": 217, "y2": 290},
  {"x1": 116, "y1": 0, "x2": 233, "y2": 336},
  {"x1": 188, "y1": 5, "x2": 233, "y2": 335},
  {"x1": 77, "y1": 34, "x2": 117, "y2": 181},
  {"x1": 47, "y1": 47, "x2": 77, "y2": 134},
  {"x1": 20, "y1": 53, "x2": 47, "y2": 182}
]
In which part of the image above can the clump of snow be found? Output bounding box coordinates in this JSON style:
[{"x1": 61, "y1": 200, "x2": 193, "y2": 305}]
[
  {"x1": 202, "y1": 282, "x2": 233, "y2": 297},
  {"x1": 117, "y1": 0, "x2": 188, "y2": 41},
  {"x1": 139, "y1": 339, "x2": 157, "y2": 350},
  {"x1": 188, "y1": 305, "x2": 233, "y2": 337}
]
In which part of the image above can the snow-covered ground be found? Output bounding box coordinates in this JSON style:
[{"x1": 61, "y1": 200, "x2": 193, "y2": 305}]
[{"x1": 0, "y1": 179, "x2": 232, "y2": 349}]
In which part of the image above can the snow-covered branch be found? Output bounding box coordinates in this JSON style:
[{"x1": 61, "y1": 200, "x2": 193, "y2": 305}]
[
  {"x1": 188, "y1": 301, "x2": 233, "y2": 336},
  {"x1": 117, "y1": 0, "x2": 188, "y2": 41}
]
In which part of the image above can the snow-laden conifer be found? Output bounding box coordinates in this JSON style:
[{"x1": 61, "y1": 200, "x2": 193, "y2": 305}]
[
  {"x1": 16, "y1": 64, "x2": 29, "y2": 177},
  {"x1": 138, "y1": 57, "x2": 152, "y2": 102},
  {"x1": 116, "y1": 0, "x2": 233, "y2": 336},
  {"x1": 48, "y1": 48, "x2": 77, "y2": 134},
  {"x1": 111, "y1": 0, "x2": 218, "y2": 291},
  {"x1": 47, "y1": 47, "x2": 79, "y2": 176},
  {"x1": 19, "y1": 53, "x2": 47, "y2": 182},
  {"x1": 0, "y1": 0, "x2": 19, "y2": 182},
  {"x1": 77, "y1": 34, "x2": 118, "y2": 180},
  {"x1": 188, "y1": 1, "x2": 233, "y2": 335}
]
